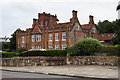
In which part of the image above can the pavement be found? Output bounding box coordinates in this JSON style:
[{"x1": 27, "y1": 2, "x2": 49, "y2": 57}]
[{"x1": 0, "y1": 65, "x2": 118, "y2": 80}]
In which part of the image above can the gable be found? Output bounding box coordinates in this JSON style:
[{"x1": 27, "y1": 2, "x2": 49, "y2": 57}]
[
  {"x1": 32, "y1": 24, "x2": 42, "y2": 33},
  {"x1": 73, "y1": 23, "x2": 82, "y2": 31}
]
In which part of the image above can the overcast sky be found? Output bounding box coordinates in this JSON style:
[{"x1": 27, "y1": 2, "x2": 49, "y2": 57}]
[{"x1": 0, "y1": 0, "x2": 119, "y2": 37}]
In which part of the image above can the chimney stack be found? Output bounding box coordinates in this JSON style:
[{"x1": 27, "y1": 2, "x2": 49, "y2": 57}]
[
  {"x1": 89, "y1": 15, "x2": 94, "y2": 23},
  {"x1": 33, "y1": 18, "x2": 37, "y2": 25},
  {"x1": 72, "y1": 10, "x2": 77, "y2": 18}
]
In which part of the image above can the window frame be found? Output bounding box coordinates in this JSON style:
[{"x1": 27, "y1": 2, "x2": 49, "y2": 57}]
[
  {"x1": 36, "y1": 35, "x2": 41, "y2": 42},
  {"x1": 55, "y1": 33, "x2": 59, "y2": 41},
  {"x1": 62, "y1": 32, "x2": 66, "y2": 41},
  {"x1": 49, "y1": 34, "x2": 53, "y2": 41},
  {"x1": 36, "y1": 46, "x2": 41, "y2": 49},
  {"x1": 49, "y1": 45, "x2": 52, "y2": 49},
  {"x1": 22, "y1": 36, "x2": 24, "y2": 43},
  {"x1": 62, "y1": 44, "x2": 67, "y2": 49},
  {"x1": 55, "y1": 45, "x2": 59, "y2": 49},
  {"x1": 32, "y1": 35, "x2": 35, "y2": 42},
  {"x1": 32, "y1": 46, "x2": 35, "y2": 49}
]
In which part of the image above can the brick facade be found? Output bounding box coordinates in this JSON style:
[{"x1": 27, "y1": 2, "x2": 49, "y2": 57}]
[{"x1": 16, "y1": 10, "x2": 99, "y2": 50}]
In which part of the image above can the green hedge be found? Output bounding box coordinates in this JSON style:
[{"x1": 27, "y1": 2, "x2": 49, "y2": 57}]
[
  {"x1": 20, "y1": 49, "x2": 67, "y2": 57},
  {"x1": 95, "y1": 45, "x2": 120, "y2": 56},
  {"x1": 1, "y1": 52, "x2": 20, "y2": 58}
]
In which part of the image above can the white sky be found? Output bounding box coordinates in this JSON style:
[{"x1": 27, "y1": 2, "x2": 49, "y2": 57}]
[{"x1": 0, "y1": 0, "x2": 119, "y2": 37}]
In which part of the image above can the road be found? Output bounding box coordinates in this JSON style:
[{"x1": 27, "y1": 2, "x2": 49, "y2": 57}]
[{"x1": 1, "y1": 70, "x2": 116, "y2": 80}]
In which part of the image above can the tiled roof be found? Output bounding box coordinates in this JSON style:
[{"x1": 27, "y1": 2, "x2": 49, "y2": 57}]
[{"x1": 99, "y1": 33, "x2": 116, "y2": 41}]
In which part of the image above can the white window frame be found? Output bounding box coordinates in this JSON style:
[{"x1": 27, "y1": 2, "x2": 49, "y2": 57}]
[
  {"x1": 32, "y1": 35, "x2": 35, "y2": 42},
  {"x1": 49, "y1": 45, "x2": 52, "y2": 49},
  {"x1": 55, "y1": 33, "x2": 59, "y2": 41},
  {"x1": 22, "y1": 36, "x2": 24, "y2": 43},
  {"x1": 62, "y1": 44, "x2": 67, "y2": 49},
  {"x1": 49, "y1": 34, "x2": 52, "y2": 41},
  {"x1": 62, "y1": 32, "x2": 66, "y2": 41},
  {"x1": 32, "y1": 46, "x2": 35, "y2": 49},
  {"x1": 36, "y1": 46, "x2": 41, "y2": 49},
  {"x1": 36, "y1": 35, "x2": 41, "y2": 42},
  {"x1": 55, "y1": 45, "x2": 59, "y2": 49}
]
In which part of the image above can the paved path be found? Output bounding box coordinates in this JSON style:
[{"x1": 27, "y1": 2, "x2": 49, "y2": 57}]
[{"x1": 1, "y1": 65, "x2": 118, "y2": 80}]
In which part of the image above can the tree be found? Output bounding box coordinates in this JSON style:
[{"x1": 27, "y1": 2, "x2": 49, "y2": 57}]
[
  {"x1": 97, "y1": 20, "x2": 116, "y2": 34},
  {"x1": 97, "y1": 20, "x2": 119, "y2": 34},
  {"x1": 66, "y1": 38, "x2": 103, "y2": 56},
  {"x1": 2, "y1": 42, "x2": 10, "y2": 51},
  {"x1": 112, "y1": 20, "x2": 120, "y2": 45},
  {"x1": 9, "y1": 28, "x2": 21, "y2": 51}
]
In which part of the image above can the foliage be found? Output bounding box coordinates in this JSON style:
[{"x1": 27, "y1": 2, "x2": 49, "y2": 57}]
[
  {"x1": 96, "y1": 20, "x2": 118, "y2": 34},
  {"x1": 95, "y1": 45, "x2": 120, "y2": 56},
  {"x1": 66, "y1": 38, "x2": 103, "y2": 56},
  {"x1": 112, "y1": 20, "x2": 120, "y2": 45},
  {"x1": 16, "y1": 48, "x2": 27, "y2": 53},
  {"x1": 1, "y1": 52, "x2": 20, "y2": 58},
  {"x1": 2, "y1": 42, "x2": 10, "y2": 51},
  {"x1": 9, "y1": 28, "x2": 22, "y2": 51},
  {"x1": 20, "y1": 49, "x2": 67, "y2": 57}
]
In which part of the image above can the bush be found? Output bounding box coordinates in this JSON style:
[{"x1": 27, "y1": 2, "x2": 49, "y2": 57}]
[
  {"x1": 66, "y1": 38, "x2": 103, "y2": 56},
  {"x1": 20, "y1": 49, "x2": 67, "y2": 57},
  {"x1": 1, "y1": 52, "x2": 20, "y2": 58},
  {"x1": 16, "y1": 48, "x2": 27, "y2": 53},
  {"x1": 95, "y1": 45, "x2": 120, "y2": 56}
]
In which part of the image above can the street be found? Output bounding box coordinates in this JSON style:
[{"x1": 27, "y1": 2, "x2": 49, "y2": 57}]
[{"x1": 1, "y1": 70, "x2": 107, "y2": 80}]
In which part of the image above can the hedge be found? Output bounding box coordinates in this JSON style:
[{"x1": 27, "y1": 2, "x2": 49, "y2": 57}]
[
  {"x1": 95, "y1": 45, "x2": 120, "y2": 56},
  {"x1": 20, "y1": 49, "x2": 67, "y2": 57},
  {"x1": 1, "y1": 52, "x2": 20, "y2": 58}
]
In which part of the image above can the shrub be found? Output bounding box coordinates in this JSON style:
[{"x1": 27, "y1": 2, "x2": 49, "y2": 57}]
[
  {"x1": 1, "y1": 52, "x2": 20, "y2": 58},
  {"x1": 66, "y1": 38, "x2": 103, "y2": 56},
  {"x1": 95, "y1": 45, "x2": 120, "y2": 56},
  {"x1": 20, "y1": 49, "x2": 67, "y2": 57},
  {"x1": 16, "y1": 48, "x2": 27, "y2": 53}
]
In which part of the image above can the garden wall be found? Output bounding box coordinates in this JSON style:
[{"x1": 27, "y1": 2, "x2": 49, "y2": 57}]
[{"x1": 2, "y1": 56, "x2": 118, "y2": 67}]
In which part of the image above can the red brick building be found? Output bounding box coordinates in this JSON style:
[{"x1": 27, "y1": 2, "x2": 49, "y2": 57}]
[{"x1": 16, "y1": 10, "x2": 99, "y2": 50}]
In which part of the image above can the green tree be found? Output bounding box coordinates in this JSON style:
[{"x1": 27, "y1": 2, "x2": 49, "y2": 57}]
[
  {"x1": 66, "y1": 38, "x2": 103, "y2": 56},
  {"x1": 112, "y1": 20, "x2": 120, "y2": 45},
  {"x1": 2, "y1": 42, "x2": 10, "y2": 51},
  {"x1": 9, "y1": 28, "x2": 21, "y2": 51},
  {"x1": 97, "y1": 20, "x2": 116, "y2": 34},
  {"x1": 97, "y1": 20, "x2": 119, "y2": 34}
]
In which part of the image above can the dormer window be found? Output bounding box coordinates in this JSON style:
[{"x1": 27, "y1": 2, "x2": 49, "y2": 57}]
[{"x1": 41, "y1": 21, "x2": 43, "y2": 26}]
